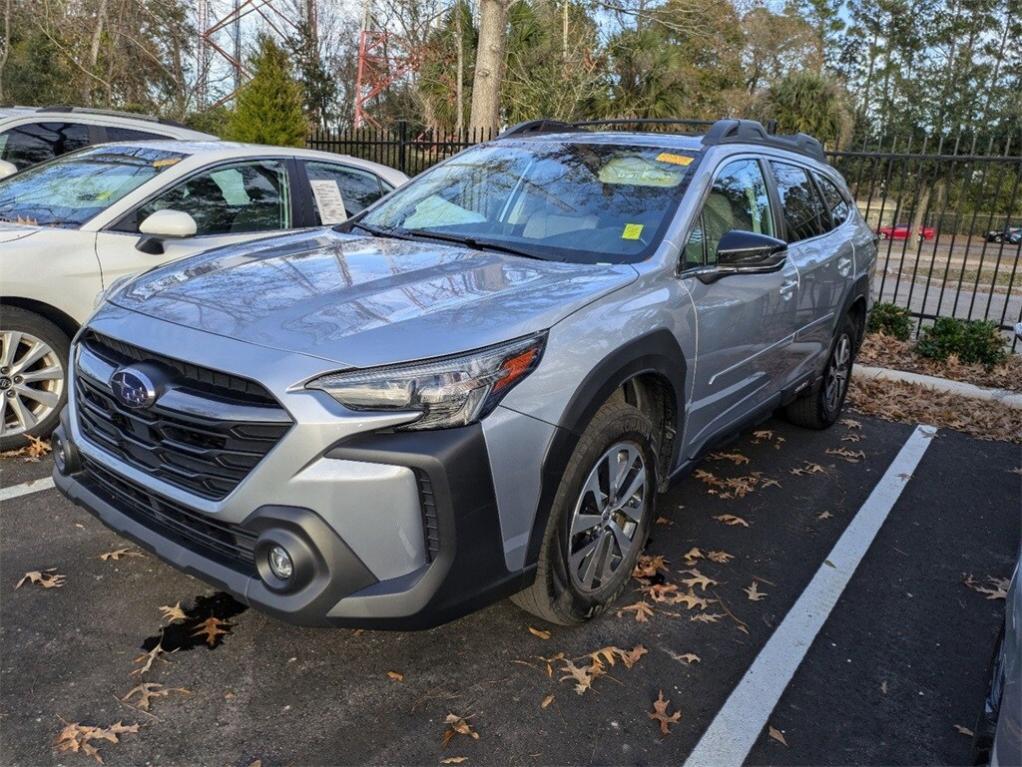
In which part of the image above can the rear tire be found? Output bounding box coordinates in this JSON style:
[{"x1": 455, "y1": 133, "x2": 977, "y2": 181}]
[
  {"x1": 0, "y1": 307, "x2": 69, "y2": 451},
  {"x1": 512, "y1": 400, "x2": 656, "y2": 625},
  {"x1": 784, "y1": 317, "x2": 856, "y2": 430}
]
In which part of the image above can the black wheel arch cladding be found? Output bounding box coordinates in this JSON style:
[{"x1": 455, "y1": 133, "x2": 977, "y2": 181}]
[{"x1": 524, "y1": 329, "x2": 687, "y2": 570}]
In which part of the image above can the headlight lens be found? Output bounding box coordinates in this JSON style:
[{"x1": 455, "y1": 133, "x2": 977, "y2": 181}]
[{"x1": 307, "y1": 333, "x2": 546, "y2": 430}]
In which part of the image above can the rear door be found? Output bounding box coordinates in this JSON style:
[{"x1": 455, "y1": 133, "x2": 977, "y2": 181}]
[
  {"x1": 767, "y1": 160, "x2": 849, "y2": 378},
  {"x1": 93, "y1": 158, "x2": 300, "y2": 285},
  {"x1": 295, "y1": 160, "x2": 392, "y2": 225},
  {"x1": 0, "y1": 122, "x2": 93, "y2": 169},
  {"x1": 681, "y1": 156, "x2": 800, "y2": 457}
]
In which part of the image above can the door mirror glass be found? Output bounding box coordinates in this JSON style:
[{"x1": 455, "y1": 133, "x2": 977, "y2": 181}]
[
  {"x1": 139, "y1": 209, "x2": 197, "y2": 238},
  {"x1": 717, "y1": 229, "x2": 788, "y2": 268},
  {"x1": 0, "y1": 160, "x2": 17, "y2": 181}
]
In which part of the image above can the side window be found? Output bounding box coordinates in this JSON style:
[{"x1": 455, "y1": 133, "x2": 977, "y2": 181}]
[
  {"x1": 814, "y1": 172, "x2": 850, "y2": 226},
  {"x1": 304, "y1": 161, "x2": 385, "y2": 223},
  {"x1": 104, "y1": 127, "x2": 167, "y2": 143},
  {"x1": 683, "y1": 158, "x2": 775, "y2": 267},
  {"x1": 130, "y1": 160, "x2": 290, "y2": 236},
  {"x1": 770, "y1": 161, "x2": 829, "y2": 242},
  {"x1": 0, "y1": 122, "x2": 91, "y2": 169}
]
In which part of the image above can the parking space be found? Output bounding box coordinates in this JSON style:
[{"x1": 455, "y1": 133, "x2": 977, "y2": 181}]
[{"x1": 0, "y1": 415, "x2": 1018, "y2": 766}]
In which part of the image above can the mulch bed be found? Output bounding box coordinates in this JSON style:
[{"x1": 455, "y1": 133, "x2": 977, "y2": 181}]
[
  {"x1": 848, "y1": 377, "x2": 1022, "y2": 444},
  {"x1": 858, "y1": 333, "x2": 1022, "y2": 393}
]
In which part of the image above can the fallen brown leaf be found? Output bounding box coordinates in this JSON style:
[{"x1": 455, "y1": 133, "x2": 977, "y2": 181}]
[
  {"x1": 817, "y1": 511, "x2": 833, "y2": 520},
  {"x1": 769, "y1": 725, "x2": 789, "y2": 746},
  {"x1": 683, "y1": 547, "x2": 704, "y2": 566},
  {"x1": 441, "y1": 758, "x2": 468, "y2": 765},
  {"x1": 131, "y1": 643, "x2": 170, "y2": 677},
  {"x1": 679, "y1": 568, "x2": 717, "y2": 591},
  {"x1": 617, "y1": 600, "x2": 655, "y2": 623},
  {"x1": 953, "y1": 724, "x2": 975, "y2": 737},
  {"x1": 441, "y1": 713, "x2": 479, "y2": 747},
  {"x1": 649, "y1": 690, "x2": 682, "y2": 735},
  {"x1": 158, "y1": 602, "x2": 187, "y2": 623},
  {"x1": 840, "y1": 418, "x2": 862, "y2": 429},
  {"x1": 528, "y1": 626, "x2": 551, "y2": 640},
  {"x1": 387, "y1": 671, "x2": 404, "y2": 682},
  {"x1": 541, "y1": 694, "x2": 554, "y2": 709},
  {"x1": 655, "y1": 515, "x2": 673, "y2": 525},
  {"x1": 55, "y1": 720, "x2": 139, "y2": 764},
  {"x1": 709, "y1": 451, "x2": 750, "y2": 465},
  {"x1": 743, "y1": 581, "x2": 767, "y2": 601},
  {"x1": 99, "y1": 548, "x2": 143, "y2": 562},
  {"x1": 963, "y1": 573, "x2": 1010, "y2": 600},
  {"x1": 707, "y1": 550, "x2": 734, "y2": 564},
  {"x1": 191, "y1": 616, "x2": 230, "y2": 647},
  {"x1": 826, "y1": 447, "x2": 866, "y2": 463},
  {"x1": 690, "y1": 612, "x2": 725, "y2": 624},
  {"x1": 122, "y1": 682, "x2": 190, "y2": 711},
  {"x1": 714, "y1": 514, "x2": 749, "y2": 528},
  {"x1": 632, "y1": 554, "x2": 668, "y2": 579},
  {"x1": 663, "y1": 649, "x2": 700, "y2": 665},
  {"x1": 15, "y1": 568, "x2": 65, "y2": 590}
]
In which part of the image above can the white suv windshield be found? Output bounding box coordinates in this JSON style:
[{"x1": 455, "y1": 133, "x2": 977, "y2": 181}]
[
  {"x1": 360, "y1": 142, "x2": 699, "y2": 264},
  {"x1": 0, "y1": 145, "x2": 185, "y2": 228}
]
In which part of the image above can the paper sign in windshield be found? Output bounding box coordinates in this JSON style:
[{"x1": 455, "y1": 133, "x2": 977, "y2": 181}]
[{"x1": 310, "y1": 180, "x2": 347, "y2": 224}]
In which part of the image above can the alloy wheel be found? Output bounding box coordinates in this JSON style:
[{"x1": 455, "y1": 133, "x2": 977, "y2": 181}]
[
  {"x1": 566, "y1": 441, "x2": 647, "y2": 593},
  {"x1": 824, "y1": 334, "x2": 852, "y2": 414},
  {"x1": 0, "y1": 330, "x2": 65, "y2": 440}
]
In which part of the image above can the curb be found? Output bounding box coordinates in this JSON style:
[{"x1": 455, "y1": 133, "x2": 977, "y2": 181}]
[{"x1": 852, "y1": 364, "x2": 1022, "y2": 410}]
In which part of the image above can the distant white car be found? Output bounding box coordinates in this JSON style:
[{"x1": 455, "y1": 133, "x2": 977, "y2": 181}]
[
  {"x1": 0, "y1": 106, "x2": 217, "y2": 172},
  {"x1": 0, "y1": 140, "x2": 408, "y2": 448}
]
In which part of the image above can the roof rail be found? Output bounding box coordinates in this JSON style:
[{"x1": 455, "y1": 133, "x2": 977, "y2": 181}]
[
  {"x1": 35, "y1": 105, "x2": 189, "y2": 129},
  {"x1": 701, "y1": 118, "x2": 825, "y2": 162}
]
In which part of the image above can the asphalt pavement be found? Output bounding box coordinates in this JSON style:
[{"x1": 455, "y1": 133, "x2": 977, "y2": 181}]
[{"x1": 0, "y1": 414, "x2": 1018, "y2": 766}]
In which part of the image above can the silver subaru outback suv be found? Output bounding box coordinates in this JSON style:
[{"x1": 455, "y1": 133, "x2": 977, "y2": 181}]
[{"x1": 53, "y1": 119, "x2": 876, "y2": 628}]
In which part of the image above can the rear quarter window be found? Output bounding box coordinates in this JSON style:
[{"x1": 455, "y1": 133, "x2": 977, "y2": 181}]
[{"x1": 770, "y1": 161, "x2": 829, "y2": 241}]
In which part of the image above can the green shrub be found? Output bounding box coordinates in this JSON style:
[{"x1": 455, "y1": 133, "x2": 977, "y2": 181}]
[
  {"x1": 916, "y1": 317, "x2": 1008, "y2": 366},
  {"x1": 867, "y1": 303, "x2": 913, "y2": 341}
]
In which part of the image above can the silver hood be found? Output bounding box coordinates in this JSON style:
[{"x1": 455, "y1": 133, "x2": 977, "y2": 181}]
[{"x1": 111, "y1": 229, "x2": 637, "y2": 368}]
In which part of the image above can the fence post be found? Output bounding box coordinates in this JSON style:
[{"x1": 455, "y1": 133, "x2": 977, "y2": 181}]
[{"x1": 398, "y1": 121, "x2": 408, "y2": 175}]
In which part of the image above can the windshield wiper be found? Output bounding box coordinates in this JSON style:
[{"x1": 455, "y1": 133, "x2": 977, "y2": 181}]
[
  {"x1": 402, "y1": 229, "x2": 545, "y2": 261},
  {"x1": 339, "y1": 220, "x2": 416, "y2": 240}
]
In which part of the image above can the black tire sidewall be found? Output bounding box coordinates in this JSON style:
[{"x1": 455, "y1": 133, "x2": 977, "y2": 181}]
[
  {"x1": 818, "y1": 320, "x2": 856, "y2": 425},
  {"x1": 0, "y1": 307, "x2": 70, "y2": 450},
  {"x1": 544, "y1": 405, "x2": 656, "y2": 623}
]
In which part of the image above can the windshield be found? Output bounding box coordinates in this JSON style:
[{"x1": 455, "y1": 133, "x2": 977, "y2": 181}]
[
  {"x1": 0, "y1": 146, "x2": 186, "y2": 228},
  {"x1": 360, "y1": 142, "x2": 699, "y2": 264}
]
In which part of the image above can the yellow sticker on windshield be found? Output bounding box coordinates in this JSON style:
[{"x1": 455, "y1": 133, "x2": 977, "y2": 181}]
[
  {"x1": 153, "y1": 157, "x2": 180, "y2": 169},
  {"x1": 622, "y1": 223, "x2": 644, "y2": 240},
  {"x1": 656, "y1": 152, "x2": 694, "y2": 166}
]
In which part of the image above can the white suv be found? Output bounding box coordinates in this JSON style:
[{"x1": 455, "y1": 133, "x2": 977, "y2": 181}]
[
  {"x1": 0, "y1": 106, "x2": 216, "y2": 172},
  {"x1": 0, "y1": 140, "x2": 408, "y2": 448}
]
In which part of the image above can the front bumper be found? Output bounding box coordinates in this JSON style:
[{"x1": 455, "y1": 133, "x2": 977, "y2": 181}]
[{"x1": 53, "y1": 414, "x2": 530, "y2": 629}]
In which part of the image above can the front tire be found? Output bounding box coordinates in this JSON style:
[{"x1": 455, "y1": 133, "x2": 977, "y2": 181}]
[
  {"x1": 784, "y1": 317, "x2": 856, "y2": 430},
  {"x1": 0, "y1": 307, "x2": 69, "y2": 451},
  {"x1": 512, "y1": 400, "x2": 656, "y2": 625}
]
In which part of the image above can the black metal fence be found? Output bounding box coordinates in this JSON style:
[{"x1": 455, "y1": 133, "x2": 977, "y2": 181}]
[{"x1": 309, "y1": 123, "x2": 1021, "y2": 351}]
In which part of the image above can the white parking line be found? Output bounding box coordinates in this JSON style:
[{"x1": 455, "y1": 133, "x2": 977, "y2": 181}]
[
  {"x1": 0, "y1": 476, "x2": 56, "y2": 504},
  {"x1": 684, "y1": 424, "x2": 937, "y2": 767}
]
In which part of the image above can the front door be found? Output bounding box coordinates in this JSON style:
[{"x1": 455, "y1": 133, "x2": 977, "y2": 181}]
[
  {"x1": 94, "y1": 159, "x2": 299, "y2": 286},
  {"x1": 680, "y1": 157, "x2": 800, "y2": 458}
]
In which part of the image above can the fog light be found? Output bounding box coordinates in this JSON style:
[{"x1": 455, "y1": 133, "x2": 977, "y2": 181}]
[{"x1": 267, "y1": 545, "x2": 293, "y2": 580}]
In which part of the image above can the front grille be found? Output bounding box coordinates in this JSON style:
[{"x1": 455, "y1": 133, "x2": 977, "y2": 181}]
[
  {"x1": 75, "y1": 333, "x2": 291, "y2": 500},
  {"x1": 81, "y1": 457, "x2": 258, "y2": 576},
  {"x1": 416, "y1": 471, "x2": 441, "y2": 562}
]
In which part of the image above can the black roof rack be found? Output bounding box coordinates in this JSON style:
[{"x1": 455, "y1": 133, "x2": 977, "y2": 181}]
[
  {"x1": 496, "y1": 116, "x2": 826, "y2": 163},
  {"x1": 700, "y1": 118, "x2": 825, "y2": 162},
  {"x1": 35, "y1": 105, "x2": 189, "y2": 130}
]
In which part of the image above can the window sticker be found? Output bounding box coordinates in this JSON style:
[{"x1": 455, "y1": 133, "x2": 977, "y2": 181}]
[
  {"x1": 622, "y1": 223, "x2": 644, "y2": 240},
  {"x1": 598, "y1": 156, "x2": 685, "y2": 187},
  {"x1": 310, "y1": 179, "x2": 347, "y2": 224},
  {"x1": 656, "y1": 152, "x2": 694, "y2": 167}
]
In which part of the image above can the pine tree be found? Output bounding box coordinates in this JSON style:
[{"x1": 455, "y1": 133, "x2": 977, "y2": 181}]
[{"x1": 225, "y1": 36, "x2": 307, "y2": 146}]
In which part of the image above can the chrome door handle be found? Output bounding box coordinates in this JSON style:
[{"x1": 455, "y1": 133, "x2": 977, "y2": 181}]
[
  {"x1": 837, "y1": 256, "x2": 852, "y2": 276},
  {"x1": 779, "y1": 280, "x2": 797, "y2": 300}
]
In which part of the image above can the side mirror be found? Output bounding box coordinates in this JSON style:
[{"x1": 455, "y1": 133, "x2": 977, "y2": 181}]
[
  {"x1": 0, "y1": 160, "x2": 18, "y2": 181},
  {"x1": 136, "y1": 209, "x2": 197, "y2": 255},
  {"x1": 695, "y1": 230, "x2": 788, "y2": 283}
]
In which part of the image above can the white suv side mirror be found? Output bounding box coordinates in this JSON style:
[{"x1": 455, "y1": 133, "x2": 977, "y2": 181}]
[
  {"x1": 139, "y1": 209, "x2": 197, "y2": 238},
  {"x1": 0, "y1": 160, "x2": 19, "y2": 181}
]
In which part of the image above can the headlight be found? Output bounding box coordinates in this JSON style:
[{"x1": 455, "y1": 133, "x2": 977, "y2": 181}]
[
  {"x1": 93, "y1": 274, "x2": 133, "y2": 309},
  {"x1": 307, "y1": 333, "x2": 546, "y2": 431}
]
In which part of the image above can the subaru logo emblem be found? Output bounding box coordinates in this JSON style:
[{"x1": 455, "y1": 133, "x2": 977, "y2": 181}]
[{"x1": 110, "y1": 367, "x2": 157, "y2": 409}]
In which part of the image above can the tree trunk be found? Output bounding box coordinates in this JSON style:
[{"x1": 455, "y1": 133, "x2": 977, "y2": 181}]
[
  {"x1": 469, "y1": 0, "x2": 509, "y2": 135},
  {"x1": 83, "y1": 0, "x2": 109, "y2": 104},
  {"x1": 0, "y1": 0, "x2": 11, "y2": 103},
  {"x1": 455, "y1": 7, "x2": 464, "y2": 136}
]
